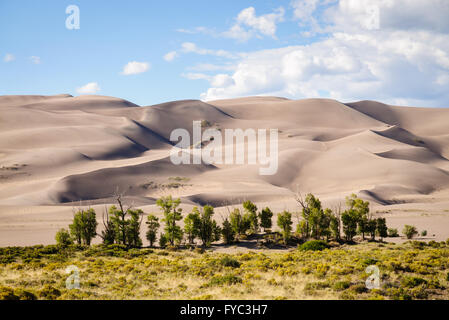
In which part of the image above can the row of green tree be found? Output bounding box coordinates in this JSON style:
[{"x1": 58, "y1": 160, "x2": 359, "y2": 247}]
[{"x1": 55, "y1": 193, "x2": 391, "y2": 248}]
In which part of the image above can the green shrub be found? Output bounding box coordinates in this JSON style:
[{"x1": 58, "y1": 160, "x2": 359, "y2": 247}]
[
  {"x1": 387, "y1": 228, "x2": 399, "y2": 237},
  {"x1": 362, "y1": 258, "x2": 379, "y2": 266},
  {"x1": 55, "y1": 228, "x2": 73, "y2": 247},
  {"x1": 304, "y1": 281, "x2": 331, "y2": 291},
  {"x1": 333, "y1": 281, "x2": 351, "y2": 291},
  {"x1": 220, "y1": 256, "x2": 241, "y2": 268},
  {"x1": 194, "y1": 247, "x2": 205, "y2": 254},
  {"x1": 410, "y1": 241, "x2": 426, "y2": 249},
  {"x1": 14, "y1": 288, "x2": 37, "y2": 300},
  {"x1": 159, "y1": 233, "x2": 168, "y2": 248},
  {"x1": 350, "y1": 283, "x2": 368, "y2": 294},
  {"x1": 39, "y1": 285, "x2": 61, "y2": 300},
  {"x1": 209, "y1": 274, "x2": 242, "y2": 286},
  {"x1": 403, "y1": 225, "x2": 418, "y2": 239},
  {"x1": 428, "y1": 240, "x2": 440, "y2": 248},
  {"x1": 0, "y1": 286, "x2": 19, "y2": 300},
  {"x1": 299, "y1": 240, "x2": 329, "y2": 251},
  {"x1": 401, "y1": 276, "x2": 427, "y2": 288}
]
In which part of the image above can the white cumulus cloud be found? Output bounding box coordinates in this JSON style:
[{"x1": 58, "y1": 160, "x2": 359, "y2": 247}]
[
  {"x1": 223, "y1": 6, "x2": 285, "y2": 41},
  {"x1": 164, "y1": 51, "x2": 178, "y2": 62},
  {"x1": 4, "y1": 53, "x2": 15, "y2": 62},
  {"x1": 76, "y1": 82, "x2": 101, "y2": 94},
  {"x1": 121, "y1": 61, "x2": 150, "y2": 75},
  {"x1": 195, "y1": 0, "x2": 449, "y2": 107},
  {"x1": 181, "y1": 42, "x2": 237, "y2": 59}
]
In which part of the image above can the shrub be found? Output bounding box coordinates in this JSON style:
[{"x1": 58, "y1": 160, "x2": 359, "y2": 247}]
[
  {"x1": 403, "y1": 225, "x2": 418, "y2": 239},
  {"x1": 388, "y1": 228, "x2": 399, "y2": 237},
  {"x1": 349, "y1": 283, "x2": 368, "y2": 294},
  {"x1": 194, "y1": 247, "x2": 205, "y2": 254},
  {"x1": 158, "y1": 233, "x2": 167, "y2": 248},
  {"x1": 209, "y1": 274, "x2": 242, "y2": 286},
  {"x1": 38, "y1": 285, "x2": 61, "y2": 300},
  {"x1": 299, "y1": 240, "x2": 329, "y2": 251},
  {"x1": 14, "y1": 288, "x2": 37, "y2": 300},
  {"x1": 220, "y1": 256, "x2": 241, "y2": 268},
  {"x1": 421, "y1": 230, "x2": 427, "y2": 237},
  {"x1": 428, "y1": 240, "x2": 440, "y2": 248},
  {"x1": 333, "y1": 281, "x2": 351, "y2": 291},
  {"x1": 0, "y1": 286, "x2": 19, "y2": 300},
  {"x1": 401, "y1": 276, "x2": 427, "y2": 288},
  {"x1": 55, "y1": 228, "x2": 73, "y2": 247}
]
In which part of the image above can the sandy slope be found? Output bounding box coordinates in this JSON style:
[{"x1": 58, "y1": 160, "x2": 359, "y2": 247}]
[{"x1": 1, "y1": 94, "x2": 449, "y2": 246}]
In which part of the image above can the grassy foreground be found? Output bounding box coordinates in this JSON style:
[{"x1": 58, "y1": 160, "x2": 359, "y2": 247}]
[{"x1": 1, "y1": 241, "x2": 448, "y2": 300}]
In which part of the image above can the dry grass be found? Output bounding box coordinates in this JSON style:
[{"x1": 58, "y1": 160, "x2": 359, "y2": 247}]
[{"x1": 1, "y1": 241, "x2": 448, "y2": 300}]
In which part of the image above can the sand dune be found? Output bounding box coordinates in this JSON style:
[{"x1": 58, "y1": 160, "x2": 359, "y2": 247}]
[{"x1": 1, "y1": 94, "x2": 449, "y2": 245}]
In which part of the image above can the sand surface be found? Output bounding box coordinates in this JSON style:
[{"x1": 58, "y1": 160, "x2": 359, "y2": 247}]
[{"x1": 1, "y1": 94, "x2": 449, "y2": 246}]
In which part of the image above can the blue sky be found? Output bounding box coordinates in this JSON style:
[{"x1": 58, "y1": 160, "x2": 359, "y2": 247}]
[{"x1": 1, "y1": 0, "x2": 449, "y2": 107}]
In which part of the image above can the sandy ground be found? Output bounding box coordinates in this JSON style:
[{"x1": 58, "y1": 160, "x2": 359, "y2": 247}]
[{"x1": 1, "y1": 94, "x2": 449, "y2": 246}]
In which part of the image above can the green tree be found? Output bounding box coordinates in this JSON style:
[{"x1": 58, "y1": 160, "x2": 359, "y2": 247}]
[
  {"x1": 109, "y1": 205, "x2": 128, "y2": 245},
  {"x1": 197, "y1": 205, "x2": 220, "y2": 247},
  {"x1": 259, "y1": 207, "x2": 273, "y2": 232},
  {"x1": 366, "y1": 219, "x2": 377, "y2": 240},
  {"x1": 403, "y1": 225, "x2": 418, "y2": 239},
  {"x1": 321, "y1": 209, "x2": 333, "y2": 241},
  {"x1": 376, "y1": 218, "x2": 388, "y2": 241},
  {"x1": 296, "y1": 220, "x2": 308, "y2": 238},
  {"x1": 108, "y1": 205, "x2": 143, "y2": 247},
  {"x1": 277, "y1": 211, "x2": 293, "y2": 244},
  {"x1": 341, "y1": 209, "x2": 358, "y2": 241},
  {"x1": 184, "y1": 208, "x2": 201, "y2": 244},
  {"x1": 230, "y1": 208, "x2": 250, "y2": 239},
  {"x1": 101, "y1": 219, "x2": 116, "y2": 245},
  {"x1": 243, "y1": 200, "x2": 259, "y2": 234},
  {"x1": 346, "y1": 194, "x2": 370, "y2": 240},
  {"x1": 329, "y1": 213, "x2": 341, "y2": 241},
  {"x1": 159, "y1": 232, "x2": 167, "y2": 248},
  {"x1": 55, "y1": 228, "x2": 73, "y2": 247},
  {"x1": 146, "y1": 215, "x2": 160, "y2": 247},
  {"x1": 126, "y1": 209, "x2": 143, "y2": 247},
  {"x1": 221, "y1": 218, "x2": 235, "y2": 244},
  {"x1": 69, "y1": 208, "x2": 98, "y2": 245},
  {"x1": 157, "y1": 196, "x2": 183, "y2": 246},
  {"x1": 100, "y1": 207, "x2": 116, "y2": 245},
  {"x1": 299, "y1": 193, "x2": 333, "y2": 240}
]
